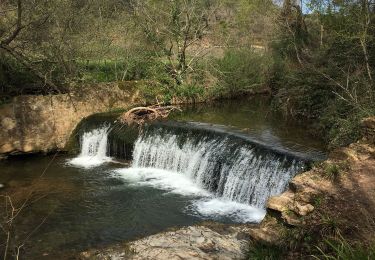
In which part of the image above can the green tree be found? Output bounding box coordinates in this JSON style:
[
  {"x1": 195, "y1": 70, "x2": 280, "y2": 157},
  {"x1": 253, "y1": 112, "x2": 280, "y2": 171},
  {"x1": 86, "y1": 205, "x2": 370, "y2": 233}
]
[{"x1": 131, "y1": 0, "x2": 220, "y2": 85}]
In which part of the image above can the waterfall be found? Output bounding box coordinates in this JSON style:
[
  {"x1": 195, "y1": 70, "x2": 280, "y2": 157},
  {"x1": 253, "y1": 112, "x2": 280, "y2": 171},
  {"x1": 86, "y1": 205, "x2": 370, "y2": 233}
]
[
  {"x1": 68, "y1": 126, "x2": 111, "y2": 168},
  {"x1": 130, "y1": 126, "x2": 305, "y2": 209},
  {"x1": 69, "y1": 122, "x2": 311, "y2": 222}
]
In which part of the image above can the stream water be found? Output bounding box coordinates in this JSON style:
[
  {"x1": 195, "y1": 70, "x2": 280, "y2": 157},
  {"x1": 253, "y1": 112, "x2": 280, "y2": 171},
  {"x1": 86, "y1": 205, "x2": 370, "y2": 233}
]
[{"x1": 0, "y1": 97, "x2": 326, "y2": 259}]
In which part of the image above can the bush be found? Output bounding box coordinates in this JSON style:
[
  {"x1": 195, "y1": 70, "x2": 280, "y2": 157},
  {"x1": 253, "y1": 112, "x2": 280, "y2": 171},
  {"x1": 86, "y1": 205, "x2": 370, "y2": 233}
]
[
  {"x1": 270, "y1": 56, "x2": 374, "y2": 148},
  {"x1": 212, "y1": 49, "x2": 270, "y2": 98}
]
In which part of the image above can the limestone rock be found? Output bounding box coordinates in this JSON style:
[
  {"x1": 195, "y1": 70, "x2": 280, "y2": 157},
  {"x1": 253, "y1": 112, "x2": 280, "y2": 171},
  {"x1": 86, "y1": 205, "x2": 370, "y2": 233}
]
[
  {"x1": 266, "y1": 170, "x2": 318, "y2": 226},
  {"x1": 0, "y1": 84, "x2": 141, "y2": 155},
  {"x1": 267, "y1": 192, "x2": 293, "y2": 212},
  {"x1": 80, "y1": 225, "x2": 249, "y2": 260},
  {"x1": 293, "y1": 202, "x2": 314, "y2": 216}
]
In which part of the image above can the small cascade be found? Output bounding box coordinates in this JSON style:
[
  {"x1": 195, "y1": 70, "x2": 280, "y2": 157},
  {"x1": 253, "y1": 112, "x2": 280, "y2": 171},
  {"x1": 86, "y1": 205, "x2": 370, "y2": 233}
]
[
  {"x1": 69, "y1": 121, "x2": 313, "y2": 222},
  {"x1": 131, "y1": 125, "x2": 306, "y2": 209},
  {"x1": 68, "y1": 126, "x2": 112, "y2": 168}
]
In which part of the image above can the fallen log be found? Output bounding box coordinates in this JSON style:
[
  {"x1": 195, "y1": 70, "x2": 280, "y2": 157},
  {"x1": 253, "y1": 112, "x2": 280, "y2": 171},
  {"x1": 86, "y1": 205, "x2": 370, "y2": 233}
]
[{"x1": 118, "y1": 105, "x2": 181, "y2": 126}]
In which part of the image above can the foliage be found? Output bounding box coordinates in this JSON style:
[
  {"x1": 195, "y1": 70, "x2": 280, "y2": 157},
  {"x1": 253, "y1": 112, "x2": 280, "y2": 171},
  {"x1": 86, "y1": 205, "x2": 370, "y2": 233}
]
[
  {"x1": 270, "y1": 0, "x2": 375, "y2": 147},
  {"x1": 0, "y1": 0, "x2": 133, "y2": 94},
  {"x1": 130, "y1": 0, "x2": 220, "y2": 85},
  {"x1": 0, "y1": 0, "x2": 373, "y2": 148},
  {"x1": 0, "y1": 53, "x2": 39, "y2": 101},
  {"x1": 212, "y1": 49, "x2": 269, "y2": 97}
]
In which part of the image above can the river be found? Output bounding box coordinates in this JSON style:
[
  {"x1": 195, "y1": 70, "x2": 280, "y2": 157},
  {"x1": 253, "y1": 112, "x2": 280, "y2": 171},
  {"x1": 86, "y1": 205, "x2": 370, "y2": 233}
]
[{"x1": 0, "y1": 97, "x2": 325, "y2": 259}]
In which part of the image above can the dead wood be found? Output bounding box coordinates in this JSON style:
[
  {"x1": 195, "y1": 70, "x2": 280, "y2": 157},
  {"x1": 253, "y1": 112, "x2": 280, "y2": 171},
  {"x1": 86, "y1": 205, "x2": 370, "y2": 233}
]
[{"x1": 118, "y1": 105, "x2": 181, "y2": 126}]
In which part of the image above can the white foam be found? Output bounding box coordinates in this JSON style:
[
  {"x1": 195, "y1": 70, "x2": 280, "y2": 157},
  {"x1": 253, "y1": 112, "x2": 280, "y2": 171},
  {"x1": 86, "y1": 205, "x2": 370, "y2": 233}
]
[
  {"x1": 132, "y1": 130, "x2": 302, "y2": 208},
  {"x1": 115, "y1": 167, "x2": 210, "y2": 197},
  {"x1": 115, "y1": 167, "x2": 265, "y2": 223},
  {"x1": 192, "y1": 198, "x2": 266, "y2": 223},
  {"x1": 67, "y1": 126, "x2": 111, "y2": 168},
  {"x1": 68, "y1": 156, "x2": 112, "y2": 168}
]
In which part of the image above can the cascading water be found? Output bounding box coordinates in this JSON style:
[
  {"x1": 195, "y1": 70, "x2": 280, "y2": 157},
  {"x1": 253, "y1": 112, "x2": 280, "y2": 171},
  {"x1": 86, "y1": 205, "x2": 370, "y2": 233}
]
[
  {"x1": 68, "y1": 125, "x2": 112, "y2": 168},
  {"x1": 116, "y1": 123, "x2": 308, "y2": 222},
  {"x1": 131, "y1": 127, "x2": 304, "y2": 207},
  {"x1": 69, "y1": 120, "x2": 311, "y2": 222}
]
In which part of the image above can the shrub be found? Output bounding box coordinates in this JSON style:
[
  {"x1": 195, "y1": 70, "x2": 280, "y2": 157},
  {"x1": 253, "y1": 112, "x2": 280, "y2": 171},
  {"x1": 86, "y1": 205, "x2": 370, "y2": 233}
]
[{"x1": 212, "y1": 49, "x2": 270, "y2": 98}]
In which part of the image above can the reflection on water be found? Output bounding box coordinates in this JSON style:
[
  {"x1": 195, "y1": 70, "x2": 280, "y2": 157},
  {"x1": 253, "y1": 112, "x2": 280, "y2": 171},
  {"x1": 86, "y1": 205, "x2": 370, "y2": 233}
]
[{"x1": 172, "y1": 97, "x2": 326, "y2": 154}]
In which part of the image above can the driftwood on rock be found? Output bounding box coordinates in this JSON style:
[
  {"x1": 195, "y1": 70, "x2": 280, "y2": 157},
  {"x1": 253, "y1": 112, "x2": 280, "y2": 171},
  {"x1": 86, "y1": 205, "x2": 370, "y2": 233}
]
[{"x1": 119, "y1": 105, "x2": 181, "y2": 126}]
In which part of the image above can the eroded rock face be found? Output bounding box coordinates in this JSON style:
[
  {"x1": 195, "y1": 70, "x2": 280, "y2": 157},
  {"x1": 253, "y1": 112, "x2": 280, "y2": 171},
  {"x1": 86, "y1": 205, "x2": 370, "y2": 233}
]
[
  {"x1": 0, "y1": 84, "x2": 141, "y2": 155},
  {"x1": 80, "y1": 225, "x2": 250, "y2": 260}
]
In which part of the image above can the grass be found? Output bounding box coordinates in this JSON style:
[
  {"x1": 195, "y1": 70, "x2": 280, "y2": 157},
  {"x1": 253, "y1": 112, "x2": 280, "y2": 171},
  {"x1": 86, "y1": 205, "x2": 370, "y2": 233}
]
[
  {"x1": 314, "y1": 234, "x2": 375, "y2": 260},
  {"x1": 323, "y1": 163, "x2": 340, "y2": 181},
  {"x1": 78, "y1": 60, "x2": 132, "y2": 83},
  {"x1": 247, "y1": 241, "x2": 285, "y2": 260}
]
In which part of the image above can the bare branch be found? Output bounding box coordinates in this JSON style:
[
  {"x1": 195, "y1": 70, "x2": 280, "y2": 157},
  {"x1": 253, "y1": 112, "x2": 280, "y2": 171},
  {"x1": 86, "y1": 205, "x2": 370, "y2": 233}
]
[{"x1": 1, "y1": 0, "x2": 23, "y2": 46}]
